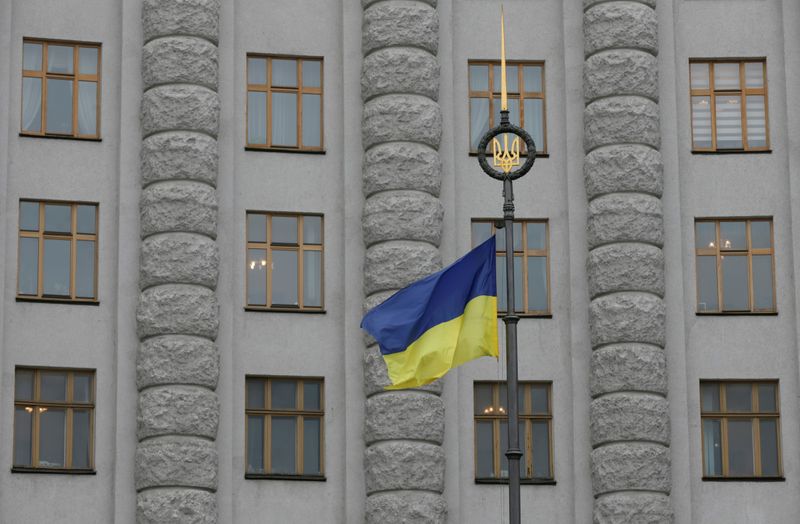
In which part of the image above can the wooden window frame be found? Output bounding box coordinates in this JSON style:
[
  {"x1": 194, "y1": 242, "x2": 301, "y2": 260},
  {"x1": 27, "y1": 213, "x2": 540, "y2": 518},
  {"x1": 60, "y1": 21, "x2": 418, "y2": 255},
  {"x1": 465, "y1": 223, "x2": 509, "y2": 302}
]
[
  {"x1": 694, "y1": 218, "x2": 776, "y2": 314},
  {"x1": 474, "y1": 381, "x2": 554, "y2": 484},
  {"x1": 700, "y1": 380, "x2": 783, "y2": 480},
  {"x1": 244, "y1": 376, "x2": 325, "y2": 480},
  {"x1": 12, "y1": 367, "x2": 96, "y2": 473},
  {"x1": 471, "y1": 218, "x2": 551, "y2": 317},
  {"x1": 245, "y1": 211, "x2": 324, "y2": 313},
  {"x1": 20, "y1": 38, "x2": 102, "y2": 140},
  {"x1": 17, "y1": 199, "x2": 100, "y2": 304},
  {"x1": 467, "y1": 60, "x2": 547, "y2": 156},
  {"x1": 689, "y1": 58, "x2": 769, "y2": 153},
  {"x1": 245, "y1": 54, "x2": 324, "y2": 153}
]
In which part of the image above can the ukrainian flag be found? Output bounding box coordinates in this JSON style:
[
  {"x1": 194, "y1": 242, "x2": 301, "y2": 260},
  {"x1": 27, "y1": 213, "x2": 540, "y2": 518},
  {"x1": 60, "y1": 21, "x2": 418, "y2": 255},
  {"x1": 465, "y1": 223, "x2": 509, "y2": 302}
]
[{"x1": 361, "y1": 236, "x2": 499, "y2": 389}]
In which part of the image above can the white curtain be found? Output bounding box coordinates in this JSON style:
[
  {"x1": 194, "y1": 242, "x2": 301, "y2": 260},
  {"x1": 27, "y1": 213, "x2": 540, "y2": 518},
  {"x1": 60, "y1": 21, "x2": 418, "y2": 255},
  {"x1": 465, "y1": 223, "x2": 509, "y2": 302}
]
[
  {"x1": 470, "y1": 98, "x2": 489, "y2": 150},
  {"x1": 247, "y1": 92, "x2": 266, "y2": 145},
  {"x1": 272, "y1": 92, "x2": 297, "y2": 147},
  {"x1": 22, "y1": 78, "x2": 42, "y2": 132},
  {"x1": 78, "y1": 81, "x2": 97, "y2": 135}
]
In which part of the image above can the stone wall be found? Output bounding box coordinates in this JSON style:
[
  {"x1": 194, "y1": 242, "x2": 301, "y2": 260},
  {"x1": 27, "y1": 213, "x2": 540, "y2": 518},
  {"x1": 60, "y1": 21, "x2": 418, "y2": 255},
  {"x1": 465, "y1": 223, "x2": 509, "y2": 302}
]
[
  {"x1": 360, "y1": 0, "x2": 447, "y2": 521},
  {"x1": 582, "y1": 0, "x2": 673, "y2": 522},
  {"x1": 136, "y1": 0, "x2": 221, "y2": 522}
]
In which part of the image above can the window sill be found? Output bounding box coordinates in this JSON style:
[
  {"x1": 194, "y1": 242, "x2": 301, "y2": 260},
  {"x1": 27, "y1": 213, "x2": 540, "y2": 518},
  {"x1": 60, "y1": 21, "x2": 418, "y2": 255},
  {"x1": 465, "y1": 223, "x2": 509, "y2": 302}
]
[
  {"x1": 469, "y1": 152, "x2": 549, "y2": 159},
  {"x1": 245, "y1": 306, "x2": 326, "y2": 314},
  {"x1": 245, "y1": 146, "x2": 325, "y2": 155},
  {"x1": 19, "y1": 133, "x2": 102, "y2": 142},
  {"x1": 475, "y1": 478, "x2": 556, "y2": 485},
  {"x1": 691, "y1": 149, "x2": 771, "y2": 155},
  {"x1": 702, "y1": 476, "x2": 784, "y2": 482},
  {"x1": 17, "y1": 296, "x2": 100, "y2": 306},
  {"x1": 696, "y1": 311, "x2": 777, "y2": 316},
  {"x1": 12, "y1": 466, "x2": 96, "y2": 475},
  {"x1": 245, "y1": 473, "x2": 326, "y2": 481}
]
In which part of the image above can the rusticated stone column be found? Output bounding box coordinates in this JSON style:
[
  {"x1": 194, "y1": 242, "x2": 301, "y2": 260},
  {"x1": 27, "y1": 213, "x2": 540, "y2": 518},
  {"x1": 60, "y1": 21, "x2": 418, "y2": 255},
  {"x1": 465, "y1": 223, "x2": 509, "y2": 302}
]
[
  {"x1": 361, "y1": 0, "x2": 447, "y2": 521},
  {"x1": 583, "y1": 1, "x2": 673, "y2": 522},
  {"x1": 136, "y1": 0, "x2": 221, "y2": 522}
]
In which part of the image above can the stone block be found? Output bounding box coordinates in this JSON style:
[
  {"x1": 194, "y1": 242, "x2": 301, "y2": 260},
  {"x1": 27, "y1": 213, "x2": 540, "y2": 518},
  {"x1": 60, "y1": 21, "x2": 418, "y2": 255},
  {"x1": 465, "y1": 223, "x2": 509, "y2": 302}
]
[
  {"x1": 137, "y1": 488, "x2": 217, "y2": 524},
  {"x1": 590, "y1": 344, "x2": 667, "y2": 397},
  {"x1": 589, "y1": 292, "x2": 665, "y2": 348},
  {"x1": 137, "y1": 335, "x2": 219, "y2": 390},
  {"x1": 364, "y1": 240, "x2": 441, "y2": 295},
  {"x1": 363, "y1": 190, "x2": 443, "y2": 247},
  {"x1": 143, "y1": 0, "x2": 220, "y2": 44},
  {"x1": 140, "y1": 233, "x2": 219, "y2": 290},
  {"x1": 141, "y1": 85, "x2": 220, "y2": 137},
  {"x1": 363, "y1": 94, "x2": 442, "y2": 150},
  {"x1": 364, "y1": 344, "x2": 443, "y2": 397},
  {"x1": 137, "y1": 284, "x2": 219, "y2": 340},
  {"x1": 364, "y1": 441, "x2": 444, "y2": 494},
  {"x1": 362, "y1": 47, "x2": 439, "y2": 101},
  {"x1": 594, "y1": 492, "x2": 672, "y2": 524},
  {"x1": 585, "y1": 0, "x2": 656, "y2": 9},
  {"x1": 362, "y1": 1, "x2": 438, "y2": 55},
  {"x1": 365, "y1": 391, "x2": 444, "y2": 444},
  {"x1": 138, "y1": 385, "x2": 219, "y2": 440},
  {"x1": 364, "y1": 0, "x2": 436, "y2": 8},
  {"x1": 584, "y1": 2, "x2": 658, "y2": 57},
  {"x1": 366, "y1": 492, "x2": 446, "y2": 524},
  {"x1": 141, "y1": 132, "x2": 218, "y2": 187},
  {"x1": 140, "y1": 181, "x2": 218, "y2": 239},
  {"x1": 584, "y1": 49, "x2": 658, "y2": 103},
  {"x1": 591, "y1": 442, "x2": 671, "y2": 496},
  {"x1": 584, "y1": 96, "x2": 660, "y2": 152},
  {"x1": 143, "y1": 36, "x2": 218, "y2": 90},
  {"x1": 584, "y1": 145, "x2": 663, "y2": 199},
  {"x1": 135, "y1": 436, "x2": 217, "y2": 490},
  {"x1": 587, "y1": 193, "x2": 663, "y2": 248},
  {"x1": 587, "y1": 243, "x2": 664, "y2": 298},
  {"x1": 363, "y1": 142, "x2": 441, "y2": 197},
  {"x1": 590, "y1": 392, "x2": 669, "y2": 447}
]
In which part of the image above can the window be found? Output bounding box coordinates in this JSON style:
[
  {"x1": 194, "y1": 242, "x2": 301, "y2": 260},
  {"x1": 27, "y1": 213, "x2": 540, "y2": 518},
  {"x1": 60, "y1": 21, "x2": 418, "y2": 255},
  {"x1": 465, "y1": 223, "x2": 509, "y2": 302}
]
[
  {"x1": 471, "y1": 219, "x2": 550, "y2": 316},
  {"x1": 246, "y1": 55, "x2": 323, "y2": 151},
  {"x1": 245, "y1": 376, "x2": 324, "y2": 479},
  {"x1": 246, "y1": 212, "x2": 323, "y2": 311},
  {"x1": 474, "y1": 381, "x2": 553, "y2": 482},
  {"x1": 701, "y1": 381, "x2": 782, "y2": 479},
  {"x1": 690, "y1": 59, "x2": 768, "y2": 152},
  {"x1": 468, "y1": 60, "x2": 546, "y2": 154},
  {"x1": 695, "y1": 218, "x2": 775, "y2": 313},
  {"x1": 21, "y1": 39, "x2": 101, "y2": 139},
  {"x1": 13, "y1": 368, "x2": 95, "y2": 472},
  {"x1": 17, "y1": 200, "x2": 99, "y2": 302}
]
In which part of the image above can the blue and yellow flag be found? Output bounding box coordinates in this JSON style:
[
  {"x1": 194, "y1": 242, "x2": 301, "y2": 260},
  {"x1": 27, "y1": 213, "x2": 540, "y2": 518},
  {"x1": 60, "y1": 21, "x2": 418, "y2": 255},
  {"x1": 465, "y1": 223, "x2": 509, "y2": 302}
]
[{"x1": 361, "y1": 236, "x2": 499, "y2": 389}]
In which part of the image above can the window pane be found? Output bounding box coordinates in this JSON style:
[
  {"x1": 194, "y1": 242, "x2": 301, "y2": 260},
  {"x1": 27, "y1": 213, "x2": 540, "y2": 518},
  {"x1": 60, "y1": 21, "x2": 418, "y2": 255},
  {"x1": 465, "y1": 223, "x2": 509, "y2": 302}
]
[
  {"x1": 43, "y1": 239, "x2": 71, "y2": 296},
  {"x1": 472, "y1": 222, "x2": 492, "y2": 248},
  {"x1": 523, "y1": 65, "x2": 542, "y2": 92},
  {"x1": 744, "y1": 62, "x2": 764, "y2": 88},
  {"x1": 246, "y1": 249, "x2": 267, "y2": 306},
  {"x1": 474, "y1": 384, "x2": 493, "y2": 415},
  {"x1": 303, "y1": 216, "x2": 322, "y2": 245},
  {"x1": 469, "y1": 98, "x2": 490, "y2": 150},
  {"x1": 715, "y1": 96, "x2": 743, "y2": 149},
  {"x1": 532, "y1": 385, "x2": 549, "y2": 414},
  {"x1": 78, "y1": 47, "x2": 98, "y2": 75},
  {"x1": 47, "y1": 45, "x2": 74, "y2": 74},
  {"x1": 497, "y1": 256, "x2": 507, "y2": 312},
  {"x1": 45, "y1": 204, "x2": 71, "y2": 233},
  {"x1": 74, "y1": 374, "x2": 92, "y2": 403},
  {"x1": 272, "y1": 251, "x2": 298, "y2": 305},
  {"x1": 752, "y1": 255, "x2": 774, "y2": 311},
  {"x1": 303, "y1": 417, "x2": 321, "y2": 475},
  {"x1": 513, "y1": 222, "x2": 522, "y2": 251},
  {"x1": 499, "y1": 420, "x2": 509, "y2": 478},
  {"x1": 506, "y1": 65, "x2": 518, "y2": 92},
  {"x1": 702, "y1": 419, "x2": 722, "y2": 476},
  {"x1": 271, "y1": 380, "x2": 296, "y2": 410},
  {"x1": 75, "y1": 240, "x2": 95, "y2": 298},
  {"x1": 721, "y1": 256, "x2": 749, "y2": 311},
  {"x1": 76, "y1": 205, "x2": 96, "y2": 234},
  {"x1": 514, "y1": 255, "x2": 523, "y2": 312},
  {"x1": 518, "y1": 386, "x2": 526, "y2": 415},
  {"x1": 759, "y1": 419, "x2": 779, "y2": 476},
  {"x1": 272, "y1": 59, "x2": 297, "y2": 87},
  {"x1": 469, "y1": 65, "x2": 489, "y2": 91},
  {"x1": 758, "y1": 384, "x2": 776, "y2": 412},
  {"x1": 476, "y1": 421, "x2": 494, "y2": 477},
  {"x1": 41, "y1": 372, "x2": 67, "y2": 401},
  {"x1": 72, "y1": 410, "x2": 91, "y2": 468},
  {"x1": 14, "y1": 407, "x2": 33, "y2": 466},
  {"x1": 271, "y1": 416, "x2": 296, "y2": 474},
  {"x1": 39, "y1": 408, "x2": 66, "y2": 467},
  {"x1": 247, "y1": 91, "x2": 267, "y2": 145},
  {"x1": 21, "y1": 78, "x2": 42, "y2": 132},
  {"x1": 302, "y1": 94, "x2": 321, "y2": 147},
  {"x1": 726, "y1": 383, "x2": 753, "y2": 412},
  {"x1": 246, "y1": 378, "x2": 265, "y2": 409},
  {"x1": 302, "y1": 60, "x2": 321, "y2": 88},
  {"x1": 701, "y1": 383, "x2": 720, "y2": 412},
  {"x1": 247, "y1": 214, "x2": 267, "y2": 243},
  {"x1": 523, "y1": 98, "x2": 544, "y2": 154},
  {"x1": 518, "y1": 422, "x2": 528, "y2": 478},
  {"x1": 499, "y1": 384, "x2": 508, "y2": 414},
  {"x1": 720, "y1": 222, "x2": 746, "y2": 250},
  {"x1": 303, "y1": 251, "x2": 322, "y2": 308},
  {"x1": 697, "y1": 256, "x2": 718, "y2": 312},
  {"x1": 690, "y1": 63, "x2": 710, "y2": 89},
  {"x1": 526, "y1": 223, "x2": 546, "y2": 251},
  {"x1": 247, "y1": 415, "x2": 264, "y2": 473},
  {"x1": 15, "y1": 370, "x2": 34, "y2": 400},
  {"x1": 750, "y1": 221, "x2": 771, "y2": 249},
  {"x1": 18, "y1": 237, "x2": 39, "y2": 295},
  {"x1": 77, "y1": 81, "x2": 97, "y2": 135},
  {"x1": 248, "y1": 57, "x2": 267, "y2": 85},
  {"x1": 493, "y1": 96, "x2": 520, "y2": 127},
  {"x1": 46, "y1": 78, "x2": 74, "y2": 134},
  {"x1": 527, "y1": 256, "x2": 548, "y2": 312},
  {"x1": 714, "y1": 63, "x2": 740, "y2": 90},
  {"x1": 532, "y1": 421, "x2": 550, "y2": 478},
  {"x1": 727, "y1": 419, "x2": 754, "y2": 476},
  {"x1": 23, "y1": 42, "x2": 42, "y2": 71},
  {"x1": 691, "y1": 96, "x2": 712, "y2": 149},
  {"x1": 304, "y1": 382, "x2": 321, "y2": 411},
  {"x1": 272, "y1": 216, "x2": 297, "y2": 244},
  {"x1": 695, "y1": 222, "x2": 716, "y2": 249},
  {"x1": 20, "y1": 201, "x2": 40, "y2": 231},
  {"x1": 745, "y1": 95, "x2": 767, "y2": 148}
]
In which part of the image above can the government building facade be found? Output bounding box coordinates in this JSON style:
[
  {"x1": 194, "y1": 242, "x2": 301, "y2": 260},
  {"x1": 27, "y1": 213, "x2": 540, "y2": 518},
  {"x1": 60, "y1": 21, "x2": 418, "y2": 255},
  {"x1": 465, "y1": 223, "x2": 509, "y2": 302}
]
[{"x1": 1, "y1": 0, "x2": 799, "y2": 522}]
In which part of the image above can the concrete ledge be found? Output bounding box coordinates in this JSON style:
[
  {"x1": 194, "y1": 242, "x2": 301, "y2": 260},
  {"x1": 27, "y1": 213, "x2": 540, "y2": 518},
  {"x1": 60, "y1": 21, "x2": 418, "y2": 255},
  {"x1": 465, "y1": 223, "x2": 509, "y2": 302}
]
[
  {"x1": 363, "y1": 142, "x2": 441, "y2": 197},
  {"x1": 364, "y1": 441, "x2": 445, "y2": 494},
  {"x1": 137, "y1": 335, "x2": 219, "y2": 390},
  {"x1": 362, "y1": 1, "x2": 438, "y2": 55},
  {"x1": 363, "y1": 190, "x2": 443, "y2": 247},
  {"x1": 362, "y1": 47, "x2": 439, "y2": 101}
]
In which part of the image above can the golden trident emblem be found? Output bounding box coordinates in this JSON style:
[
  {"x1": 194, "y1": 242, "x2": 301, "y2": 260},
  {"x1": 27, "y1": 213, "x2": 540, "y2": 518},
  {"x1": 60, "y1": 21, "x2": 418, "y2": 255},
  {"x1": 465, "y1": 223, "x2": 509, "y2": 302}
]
[{"x1": 491, "y1": 7, "x2": 520, "y2": 174}]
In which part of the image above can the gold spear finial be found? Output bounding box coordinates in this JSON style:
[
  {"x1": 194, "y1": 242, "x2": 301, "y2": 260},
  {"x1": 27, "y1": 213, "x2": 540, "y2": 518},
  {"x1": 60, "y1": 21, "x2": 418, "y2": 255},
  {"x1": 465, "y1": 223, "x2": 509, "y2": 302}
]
[
  {"x1": 492, "y1": 5, "x2": 520, "y2": 174},
  {"x1": 500, "y1": 5, "x2": 507, "y2": 111}
]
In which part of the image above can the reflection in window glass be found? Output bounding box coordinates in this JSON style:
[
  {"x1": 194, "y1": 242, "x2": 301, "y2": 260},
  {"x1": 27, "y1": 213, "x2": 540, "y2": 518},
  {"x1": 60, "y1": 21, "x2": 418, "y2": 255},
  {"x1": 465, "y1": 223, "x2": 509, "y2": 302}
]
[
  {"x1": 476, "y1": 421, "x2": 494, "y2": 478},
  {"x1": 14, "y1": 408, "x2": 33, "y2": 466},
  {"x1": 303, "y1": 216, "x2": 322, "y2": 244},
  {"x1": 247, "y1": 379, "x2": 265, "y2": 409},
  {"x1": 750, "y1": 221, "x2": 771, "y2": 249},
  {"x1": 15, "y1": 370, "x2": 34, "y2": 400},
  {"x1": 247, "y1": 249, "x2": 267, "y2": 306},
  {"x1": 272, "y1": 251, "x2": 298, "y2": 305},
  {"x1": 72, "y1": 410, "x2": 91, "y2": 468},
  {"x1": 77, "y1": 205, "x2": 96, "y2": 234},
  {"x1": 726, "y1": 384, "x2": 752, "y2": 412},
  {"x1": 700, "y1": 383, "x2": 720, "y2": 412},
  {"x1": 20, "y1": 201, "x2": 39, "y2": 231},
  {"x1": 697, "y1": 256, "x2": 718, "y2": 312},
  {"x1": 470, "y1": 65, "x2": 489, "y2": 91},
  {"x1": 248, "y1": 57, "x2": 267, "y2": 85},
  {"x1": 304, "y1": 382, "x2": 321, "y2": 411},
  {"x1": 271, "y1": 380, "x2": 296, "y2": 410},
  {"x1": 523, "y1": 65, "x2": 542, "y2": 92},
  {"x1": 760, "y1": 419, "x2": 779, "y2": 476},
  {"x1": 74, "y1": 375, "x2": 92, "y2": 403},
  {"x1": 247, "y1": 214, "x2": 267, "y2": 243}
]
